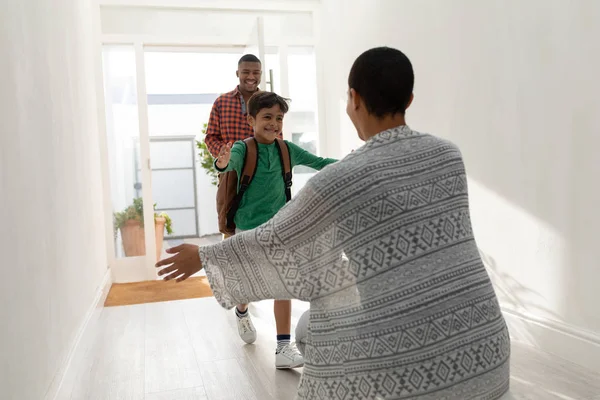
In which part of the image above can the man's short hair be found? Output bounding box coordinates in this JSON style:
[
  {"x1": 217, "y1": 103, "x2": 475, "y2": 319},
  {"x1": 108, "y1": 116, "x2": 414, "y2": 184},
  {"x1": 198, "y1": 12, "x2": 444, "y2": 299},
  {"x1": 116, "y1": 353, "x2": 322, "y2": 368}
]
[
  {"x1": 247, "y1": 92, "x2": 289, "y2": 117},
  {"x1": 238, "y1": 54, "x2": 261, "y2": 65},
  {"x1": 348, "y1": 47, "x2": 414, "y2": 118}
]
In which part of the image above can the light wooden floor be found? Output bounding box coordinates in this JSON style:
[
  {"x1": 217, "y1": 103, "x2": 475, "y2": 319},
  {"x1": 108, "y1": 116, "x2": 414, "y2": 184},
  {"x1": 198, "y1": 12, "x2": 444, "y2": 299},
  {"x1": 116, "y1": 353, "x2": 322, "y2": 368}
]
[{"x1": 56, "y1": 297, "x2": 600, "y2": 400}]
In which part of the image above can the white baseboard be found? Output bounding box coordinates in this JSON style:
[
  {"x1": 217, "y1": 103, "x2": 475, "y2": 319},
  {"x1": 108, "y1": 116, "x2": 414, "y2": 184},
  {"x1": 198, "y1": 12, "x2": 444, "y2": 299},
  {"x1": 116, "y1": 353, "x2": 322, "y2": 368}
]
[
  {"x1": 502, "y1": 306, "x2": 600, "y2": 373},
  {"x1": 45, "y1": 268, "x2": 112, "y2": 400}
]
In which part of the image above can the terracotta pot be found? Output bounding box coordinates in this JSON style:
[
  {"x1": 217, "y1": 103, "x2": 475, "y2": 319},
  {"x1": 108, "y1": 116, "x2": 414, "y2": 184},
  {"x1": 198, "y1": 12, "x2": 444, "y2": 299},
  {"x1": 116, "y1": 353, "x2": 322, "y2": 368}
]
[{"x1": 120, "y1": 217, "x2": 166, "y2": 261}]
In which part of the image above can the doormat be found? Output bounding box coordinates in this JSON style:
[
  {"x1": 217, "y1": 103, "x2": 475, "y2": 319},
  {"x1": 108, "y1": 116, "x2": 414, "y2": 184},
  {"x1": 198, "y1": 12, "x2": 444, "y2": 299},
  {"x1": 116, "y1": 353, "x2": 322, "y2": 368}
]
[{"x1": 104, "y1": 276, "x2": 213, "y2": 307}]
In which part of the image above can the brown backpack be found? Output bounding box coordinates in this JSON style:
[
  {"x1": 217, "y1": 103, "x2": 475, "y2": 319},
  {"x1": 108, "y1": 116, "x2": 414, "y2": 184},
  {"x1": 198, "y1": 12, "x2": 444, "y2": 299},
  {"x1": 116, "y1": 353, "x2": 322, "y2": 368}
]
[{"x1": 216, "y1": 137, "x2": 292, "y2": 236}]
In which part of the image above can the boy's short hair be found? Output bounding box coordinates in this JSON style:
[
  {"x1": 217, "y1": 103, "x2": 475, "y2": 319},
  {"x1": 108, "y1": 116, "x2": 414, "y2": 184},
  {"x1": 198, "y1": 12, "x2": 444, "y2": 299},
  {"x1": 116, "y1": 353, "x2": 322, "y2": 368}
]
[
  {"x1": 348, "y1": 47, "x2": 414, "y2": 118},
  {"x1": 247, "y1": 92, "x2": 290, "y2": 117}
]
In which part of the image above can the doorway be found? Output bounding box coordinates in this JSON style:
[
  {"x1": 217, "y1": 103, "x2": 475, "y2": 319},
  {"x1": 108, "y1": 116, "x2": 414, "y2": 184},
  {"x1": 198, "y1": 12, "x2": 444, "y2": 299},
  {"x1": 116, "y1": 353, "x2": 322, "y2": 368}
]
[{"x1": 99, "y1": 9, "x2": 321, "y2": 282}]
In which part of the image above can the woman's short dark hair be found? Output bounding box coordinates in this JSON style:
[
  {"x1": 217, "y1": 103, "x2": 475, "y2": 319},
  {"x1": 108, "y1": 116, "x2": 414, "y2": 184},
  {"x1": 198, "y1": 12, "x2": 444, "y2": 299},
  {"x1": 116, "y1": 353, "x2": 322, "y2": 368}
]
[
  {"x1": 348, "y1": 47, "x2": 414, "y2": 118},
  {"x1": 247, "y1": 92, "x2": 290, "y2": 117}
]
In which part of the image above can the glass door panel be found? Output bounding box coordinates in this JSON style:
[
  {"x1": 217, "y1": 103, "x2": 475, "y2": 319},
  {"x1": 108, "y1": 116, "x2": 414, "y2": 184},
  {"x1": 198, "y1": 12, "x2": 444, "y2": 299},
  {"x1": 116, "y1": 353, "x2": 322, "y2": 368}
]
[
  {"x1": 285, "y1": 46, "x2": 320, "y2": 196},
  {"x1": 102, "y1": 45, "x2": 147, "y2": 260}
]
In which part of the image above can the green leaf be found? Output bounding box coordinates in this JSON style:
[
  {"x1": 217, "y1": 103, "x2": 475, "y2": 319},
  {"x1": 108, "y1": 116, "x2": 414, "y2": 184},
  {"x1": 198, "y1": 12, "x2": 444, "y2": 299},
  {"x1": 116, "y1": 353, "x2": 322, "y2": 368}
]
[{"x1": 196, "y1": 122, "x2": 219, "y2": 186}]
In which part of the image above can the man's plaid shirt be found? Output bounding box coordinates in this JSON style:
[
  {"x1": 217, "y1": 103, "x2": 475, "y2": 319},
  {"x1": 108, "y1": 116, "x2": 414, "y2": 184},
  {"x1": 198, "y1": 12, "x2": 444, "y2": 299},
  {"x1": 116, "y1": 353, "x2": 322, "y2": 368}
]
[{"x1": 204, "y1": 86, "x2": 283, "y2": 157}]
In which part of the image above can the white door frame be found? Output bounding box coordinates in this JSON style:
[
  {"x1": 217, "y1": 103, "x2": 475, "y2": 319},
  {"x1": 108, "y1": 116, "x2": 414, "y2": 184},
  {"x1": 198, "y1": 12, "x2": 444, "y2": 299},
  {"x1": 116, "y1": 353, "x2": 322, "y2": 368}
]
[{"x1": 133, "y1": 42, "x2": 158, "y2": 280}]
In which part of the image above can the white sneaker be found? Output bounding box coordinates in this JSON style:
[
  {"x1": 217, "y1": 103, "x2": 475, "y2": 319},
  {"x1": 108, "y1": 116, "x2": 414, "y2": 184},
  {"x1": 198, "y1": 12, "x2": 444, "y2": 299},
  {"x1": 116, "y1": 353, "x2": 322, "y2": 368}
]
[
  {"x1": 236, "y1": 311, "x2": 257, "y2": 344},
  {"x1": 276, "y1": 342, "x2": 305, "y2": 369}
]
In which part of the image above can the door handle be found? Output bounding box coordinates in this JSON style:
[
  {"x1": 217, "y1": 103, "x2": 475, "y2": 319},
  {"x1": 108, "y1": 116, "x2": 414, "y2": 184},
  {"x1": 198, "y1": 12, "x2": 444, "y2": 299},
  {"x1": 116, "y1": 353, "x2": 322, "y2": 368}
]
[{"x1": 266, "y1": 69, "x2": 274, "y2": 92}]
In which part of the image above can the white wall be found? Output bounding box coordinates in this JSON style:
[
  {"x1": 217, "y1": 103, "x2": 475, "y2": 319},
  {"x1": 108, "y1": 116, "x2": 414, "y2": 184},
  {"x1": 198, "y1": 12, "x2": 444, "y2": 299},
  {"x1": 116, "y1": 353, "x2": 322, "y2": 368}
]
[
  {"x1": 318, "y1": 0, "x2": 600, "y2": 371},
  {"x1": 0, "y1": 0, "x2": 109, "y2": 398}
]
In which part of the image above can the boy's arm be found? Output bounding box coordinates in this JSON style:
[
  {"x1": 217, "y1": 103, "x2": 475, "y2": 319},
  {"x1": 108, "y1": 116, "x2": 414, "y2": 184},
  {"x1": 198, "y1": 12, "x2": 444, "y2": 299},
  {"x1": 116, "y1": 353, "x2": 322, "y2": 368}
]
[
  {"x1": 214, "y1": 142, "x2": 245, "y2": 174},
  {"x1": 287, "y1": 141, "x2": 338, "y2": 171},
  {"x1": 204, "y1": 101, "x2": 225, "y2": 158}
]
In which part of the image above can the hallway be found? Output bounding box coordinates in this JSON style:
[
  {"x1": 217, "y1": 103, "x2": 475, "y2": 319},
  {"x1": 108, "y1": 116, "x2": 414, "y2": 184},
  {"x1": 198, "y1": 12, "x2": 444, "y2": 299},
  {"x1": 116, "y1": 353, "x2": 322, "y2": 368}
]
[
  {"x1": 56, "y1": 298, "x2": 600, "y2": 400},
  {"x1": 3, "y1": 1, "x2": 600, "y2": 399}
]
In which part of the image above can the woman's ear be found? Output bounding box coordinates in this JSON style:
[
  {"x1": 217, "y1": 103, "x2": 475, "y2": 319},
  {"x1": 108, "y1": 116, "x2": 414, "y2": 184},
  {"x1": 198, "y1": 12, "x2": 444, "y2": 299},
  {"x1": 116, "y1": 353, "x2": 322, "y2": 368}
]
[
  {"x1": 405, "y1": 93, "x2": 414, "y2": 110},
  {"x1": 350, "y1": 88, "x2": 360, "y2": 111}
]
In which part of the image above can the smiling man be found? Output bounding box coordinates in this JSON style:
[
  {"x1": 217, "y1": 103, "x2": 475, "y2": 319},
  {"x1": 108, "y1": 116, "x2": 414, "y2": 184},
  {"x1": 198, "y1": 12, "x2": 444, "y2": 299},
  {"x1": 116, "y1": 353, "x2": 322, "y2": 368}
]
[{"x1": 204, "y1": 54, "x2": 281, "y2": 157}]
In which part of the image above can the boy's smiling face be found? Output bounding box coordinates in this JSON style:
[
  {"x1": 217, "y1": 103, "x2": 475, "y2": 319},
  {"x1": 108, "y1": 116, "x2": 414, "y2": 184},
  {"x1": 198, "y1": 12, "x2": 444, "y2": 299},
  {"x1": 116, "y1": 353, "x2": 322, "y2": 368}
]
[{"x1": 248, "y1": 104, "x2": 285, "y2": 144}]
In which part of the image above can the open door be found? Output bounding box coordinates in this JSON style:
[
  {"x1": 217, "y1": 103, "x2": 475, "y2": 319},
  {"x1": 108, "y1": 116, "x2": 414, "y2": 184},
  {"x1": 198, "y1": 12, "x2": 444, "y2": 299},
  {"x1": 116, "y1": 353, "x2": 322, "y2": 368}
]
[{"x1": 102, "y1": 44, "x2": 157, "y2": 282}]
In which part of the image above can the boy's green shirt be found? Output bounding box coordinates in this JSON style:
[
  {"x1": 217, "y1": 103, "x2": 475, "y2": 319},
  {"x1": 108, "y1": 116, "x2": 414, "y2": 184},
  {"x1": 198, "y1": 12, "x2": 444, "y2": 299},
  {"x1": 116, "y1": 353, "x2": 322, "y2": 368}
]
[{"x1": 215, "y1": 140, "x2": 337, "y2": 230}]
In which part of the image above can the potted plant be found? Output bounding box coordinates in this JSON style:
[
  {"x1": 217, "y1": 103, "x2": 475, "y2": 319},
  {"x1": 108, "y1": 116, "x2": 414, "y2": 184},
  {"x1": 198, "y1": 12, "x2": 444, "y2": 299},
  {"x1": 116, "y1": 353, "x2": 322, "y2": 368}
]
[
  {"x1": 196, "y1": 123, "x2": 218, "y2": 186},
  {"x1": 114, "y1": 197, "x2": 173, "y2": 260}
]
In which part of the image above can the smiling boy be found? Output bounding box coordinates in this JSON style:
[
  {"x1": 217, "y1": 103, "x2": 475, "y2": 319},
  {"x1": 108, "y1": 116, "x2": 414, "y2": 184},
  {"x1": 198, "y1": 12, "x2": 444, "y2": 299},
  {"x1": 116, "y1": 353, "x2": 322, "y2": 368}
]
[{"x1": 215, "y1": 91, "x2": 337, "y2": 368}]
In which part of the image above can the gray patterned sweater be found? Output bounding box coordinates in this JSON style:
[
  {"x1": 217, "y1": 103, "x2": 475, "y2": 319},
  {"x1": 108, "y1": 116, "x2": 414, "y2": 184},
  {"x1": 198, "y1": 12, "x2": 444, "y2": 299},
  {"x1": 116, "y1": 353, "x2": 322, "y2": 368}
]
[{"x1": 199, "y1": 125, "x2": 510, "y2": 400}]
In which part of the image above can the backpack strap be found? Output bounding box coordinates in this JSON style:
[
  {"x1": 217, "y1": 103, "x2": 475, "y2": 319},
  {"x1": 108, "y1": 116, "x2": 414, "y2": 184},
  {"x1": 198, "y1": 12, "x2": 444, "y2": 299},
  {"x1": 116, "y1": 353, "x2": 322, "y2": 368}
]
[
  {"x1": 240, "y1": 137, "x2": 259, "y2": 187},
  {"x1": 274, "y1": 138, "x2": 293, "y2": 202},
  {"x1": 226, "y1": 137, "x2": 258, "y2": 228}
]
